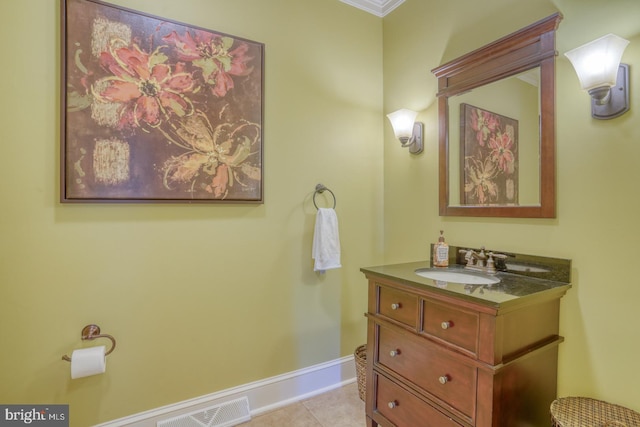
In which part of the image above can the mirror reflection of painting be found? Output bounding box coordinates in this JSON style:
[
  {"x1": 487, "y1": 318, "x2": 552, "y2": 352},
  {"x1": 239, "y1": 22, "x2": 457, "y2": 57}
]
[
  {"x1": 461, "y1": 104, "x2": 518, "y2": 206},
  {"x1": 432, "y1": 13, "x2": 560, "y2": 218}
]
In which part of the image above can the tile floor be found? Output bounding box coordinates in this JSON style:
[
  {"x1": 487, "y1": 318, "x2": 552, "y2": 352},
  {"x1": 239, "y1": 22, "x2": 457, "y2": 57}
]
[{"x1": 239, "y1": 382, "x2": 366, "y2": 427}]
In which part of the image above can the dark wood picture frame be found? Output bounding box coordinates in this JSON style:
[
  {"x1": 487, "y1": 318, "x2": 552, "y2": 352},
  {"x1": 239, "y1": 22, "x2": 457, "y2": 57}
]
[
  {"x1": 61, "y1": 0, "x2": 264, "y2": 203},
  {"x1": 460, "y1": 103, "x2": 519, "y2": 206}
]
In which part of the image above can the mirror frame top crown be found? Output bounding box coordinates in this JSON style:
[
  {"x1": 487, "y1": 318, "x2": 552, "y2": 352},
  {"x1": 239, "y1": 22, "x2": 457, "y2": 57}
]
[{"x1": 432, "y1": 13, "x2": 562, "y2": 218}]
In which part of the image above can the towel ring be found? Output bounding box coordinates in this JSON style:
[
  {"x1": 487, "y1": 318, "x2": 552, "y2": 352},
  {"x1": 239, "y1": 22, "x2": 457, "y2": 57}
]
[
  {"x1": 62, "y1": 324, "x2": 116, "y2": 362},
  {"x1": 313, "y1": 184, "x2": 336, "y2": 209}
]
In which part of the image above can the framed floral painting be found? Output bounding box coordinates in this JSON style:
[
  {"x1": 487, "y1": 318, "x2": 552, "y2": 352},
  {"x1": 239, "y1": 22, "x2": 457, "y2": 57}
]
[
  {"x1": 61, "y1": 0, "x2": 264, "y2": 203},
  {"x1": 460, "y1": 104, "x2": 519, "y2": 206}
]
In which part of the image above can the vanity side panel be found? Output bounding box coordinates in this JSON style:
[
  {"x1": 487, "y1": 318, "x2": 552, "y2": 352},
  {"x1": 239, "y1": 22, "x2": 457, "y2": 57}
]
[
  {"x1": 475, "y1": 343, "x2": 561, "y2": 427},
  {"x1": 479, "y1": 298, "x2": 562, "y2": 364},
  {"x1": 500, "y1": 298, "x2": 561, "y2": 360},
  {"x1": 495, "y1": 343, "x2": 560, "y2": 427}
]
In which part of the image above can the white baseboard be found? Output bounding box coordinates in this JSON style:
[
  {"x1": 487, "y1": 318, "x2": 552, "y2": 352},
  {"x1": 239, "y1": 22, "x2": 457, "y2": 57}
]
[{"x1": 94, "y1": 354, "x2": 357, "y2": 427}]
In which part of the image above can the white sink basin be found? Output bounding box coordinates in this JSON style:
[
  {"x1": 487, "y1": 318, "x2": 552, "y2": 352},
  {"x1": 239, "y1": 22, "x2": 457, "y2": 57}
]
[{"x1": 415, "y1": 269, "x2": 500, "y2": 285}]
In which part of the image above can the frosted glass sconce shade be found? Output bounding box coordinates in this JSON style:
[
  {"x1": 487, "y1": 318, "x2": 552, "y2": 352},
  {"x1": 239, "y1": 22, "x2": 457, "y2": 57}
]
[
  {"x1": 565, "y1": 34, "x2": 628, "y2": 91},
  {"x1": 386, "y1": 109, "x2": 423, "y2": 154},
  {"x1": 565, "y1": 33, "x2": 630, "y2": 119},
  {"x1": 387, "y1": 109, "x2": 418, "y2": 140}
]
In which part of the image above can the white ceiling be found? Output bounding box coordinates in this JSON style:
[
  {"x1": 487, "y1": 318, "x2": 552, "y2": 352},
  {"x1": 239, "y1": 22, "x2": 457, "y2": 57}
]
[{"x1": 339, "y1": 0, "x2": 406, "y2": 17}]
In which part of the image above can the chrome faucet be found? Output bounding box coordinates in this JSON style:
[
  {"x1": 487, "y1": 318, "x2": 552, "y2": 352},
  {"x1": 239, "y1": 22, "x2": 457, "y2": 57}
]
[{"x1": 459, "y1": 247, "x2": 507, "y2": 274}]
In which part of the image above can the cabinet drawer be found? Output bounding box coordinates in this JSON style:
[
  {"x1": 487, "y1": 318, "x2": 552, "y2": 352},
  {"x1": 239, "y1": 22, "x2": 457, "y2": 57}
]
[
  {"x1": 374, "y1": 373, "x2": 463, "y2": 427},
  {"x1": 378, "y1": 324, "x2": 476, "y2": 419},
  {"x1": 378, "y1": 285, "x2": 418, "y2": 328},
  {"x1": 421, "y1": 299, "x2": 479, "y2": 356}
]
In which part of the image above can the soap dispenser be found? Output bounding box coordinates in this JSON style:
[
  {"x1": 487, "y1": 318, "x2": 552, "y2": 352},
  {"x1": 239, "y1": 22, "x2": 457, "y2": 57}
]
[{"x1": 433, "y1": 230, "x2": 449, "y2": 267}]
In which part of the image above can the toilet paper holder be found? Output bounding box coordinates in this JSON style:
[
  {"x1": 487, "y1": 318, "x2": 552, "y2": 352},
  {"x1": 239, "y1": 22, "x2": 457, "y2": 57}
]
[{"x1": 62, "y1": 324, "x2": 116, "y2": 362}]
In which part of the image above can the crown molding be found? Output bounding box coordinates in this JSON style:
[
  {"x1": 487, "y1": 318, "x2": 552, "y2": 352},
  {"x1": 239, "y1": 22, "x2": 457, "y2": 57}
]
[{"x1": 339, "y1": 0, "x2": 405, "y2": 17}]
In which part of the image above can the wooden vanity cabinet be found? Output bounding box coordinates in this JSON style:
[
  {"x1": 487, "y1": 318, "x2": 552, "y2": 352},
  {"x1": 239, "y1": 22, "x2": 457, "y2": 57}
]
[{"x1": 363, "y1": 274, "x2": 569, "y2": 427}]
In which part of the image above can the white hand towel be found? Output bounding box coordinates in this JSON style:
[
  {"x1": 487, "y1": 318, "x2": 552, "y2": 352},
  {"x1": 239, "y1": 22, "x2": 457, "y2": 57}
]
[{"x1": 312, "y1": 208, "x2": 342, "y2": 273}]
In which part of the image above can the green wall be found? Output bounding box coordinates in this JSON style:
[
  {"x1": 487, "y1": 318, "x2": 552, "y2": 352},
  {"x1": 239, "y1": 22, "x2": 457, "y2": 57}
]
[
  {"x1": 0, "y1": 1, "x2": 383, "y2": 425},
  {"x1": 383, "y1": 0, "x2": 640, "y2": 413},
  {"x1": 3, "y1": 0, "x2": 640, "y2": 425}
]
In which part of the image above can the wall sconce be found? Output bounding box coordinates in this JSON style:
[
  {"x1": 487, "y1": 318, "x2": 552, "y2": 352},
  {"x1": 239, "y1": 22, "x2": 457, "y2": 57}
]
[
  {"x1": 386, "y1": 109, "x2": 424, "y2": 154},
  {"x1": 565, "y1": 33, "x2": 630, "y2": 119}
]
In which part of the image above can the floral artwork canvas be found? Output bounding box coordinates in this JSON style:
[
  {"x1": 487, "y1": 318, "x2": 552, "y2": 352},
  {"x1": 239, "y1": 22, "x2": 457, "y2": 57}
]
[
  {"x1": 460, "y1": 104, "x2": 518, "y2": 206},
  {"x1": 61, "y1": 0, "x2": 264, "y2": 202}
]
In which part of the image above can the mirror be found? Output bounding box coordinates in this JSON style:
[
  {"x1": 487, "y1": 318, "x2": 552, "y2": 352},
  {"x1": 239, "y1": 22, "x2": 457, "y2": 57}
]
[{"x1": 432, "y1": 13, "x2": 562, "y2": 218}]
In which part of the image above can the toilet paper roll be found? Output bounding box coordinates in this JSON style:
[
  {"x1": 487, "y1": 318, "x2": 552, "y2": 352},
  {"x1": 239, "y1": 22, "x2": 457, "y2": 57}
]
[{"x1": 70, "y1": 346, "x2": 106, "y2": 379}]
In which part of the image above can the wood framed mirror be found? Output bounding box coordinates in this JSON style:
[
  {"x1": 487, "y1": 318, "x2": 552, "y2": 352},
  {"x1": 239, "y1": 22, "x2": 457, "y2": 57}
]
[{"x1": 432, "y1": 13, "x2": 562, "y2": 218}]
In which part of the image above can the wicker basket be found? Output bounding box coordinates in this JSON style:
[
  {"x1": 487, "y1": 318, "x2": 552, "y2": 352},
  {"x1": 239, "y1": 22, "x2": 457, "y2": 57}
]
[
  {"x1": 550, "y1": 397, "x2": 640, "y2": 427},
  {"x1": 354, "y1": 344, "x2": 367, "y2": 402}
]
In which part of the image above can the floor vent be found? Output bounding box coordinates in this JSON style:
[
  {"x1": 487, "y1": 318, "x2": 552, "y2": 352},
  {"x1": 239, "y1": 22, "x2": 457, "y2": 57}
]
[{"x1": 157, "y1": 397, "x2": 251, "y2": 427}]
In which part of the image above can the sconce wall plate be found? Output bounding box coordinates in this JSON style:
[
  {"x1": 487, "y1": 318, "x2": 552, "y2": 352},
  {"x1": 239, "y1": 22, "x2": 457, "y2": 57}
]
[
  {"x1": 407, "y1": 122, "x2": 423, "y2": 154},
  {"x1": 591, "y1": 63, "x2": 629, "y2": 119}
]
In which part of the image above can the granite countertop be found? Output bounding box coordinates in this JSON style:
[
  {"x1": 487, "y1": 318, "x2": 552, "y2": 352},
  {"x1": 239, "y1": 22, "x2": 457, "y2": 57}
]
[{"x1": 361, "y1": 260, "x2": 572, "y2": 309}]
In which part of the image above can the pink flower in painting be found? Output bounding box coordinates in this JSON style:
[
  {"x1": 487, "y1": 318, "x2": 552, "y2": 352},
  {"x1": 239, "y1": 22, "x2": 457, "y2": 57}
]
[
  {"x1": 488, "y1": 130, "x2": 515, "y2": 173},
  {"x1": 471, "y1": 108, "x2": 498, "y2": 146},
  {"x1": 206, "y1": 164, "x2": 230, "y2": 197},
  {"x1": 92, "y1": 42, "x2": 195, "y2": 129},
  {"x1": 163, "y1": 30, "x2": 253, "y2": 97}
]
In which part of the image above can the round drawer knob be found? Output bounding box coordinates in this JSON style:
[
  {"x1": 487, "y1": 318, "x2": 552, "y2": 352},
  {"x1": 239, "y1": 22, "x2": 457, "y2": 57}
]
[
  {"x1": 439, "y1": 375, "x2": 449, "y2": 385},
  {"x1": 441, "y1": 321, "x2": 452, "y2": 330},
  {"x1": 389, "y1": 349, "x2": 400, "y2": 357},
  {"x1": 388, "y1": 401, "x2": 397, "y2": 409},
  {"x1": 391, "y1": 303, "x2": 401, "y2": 310}
]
